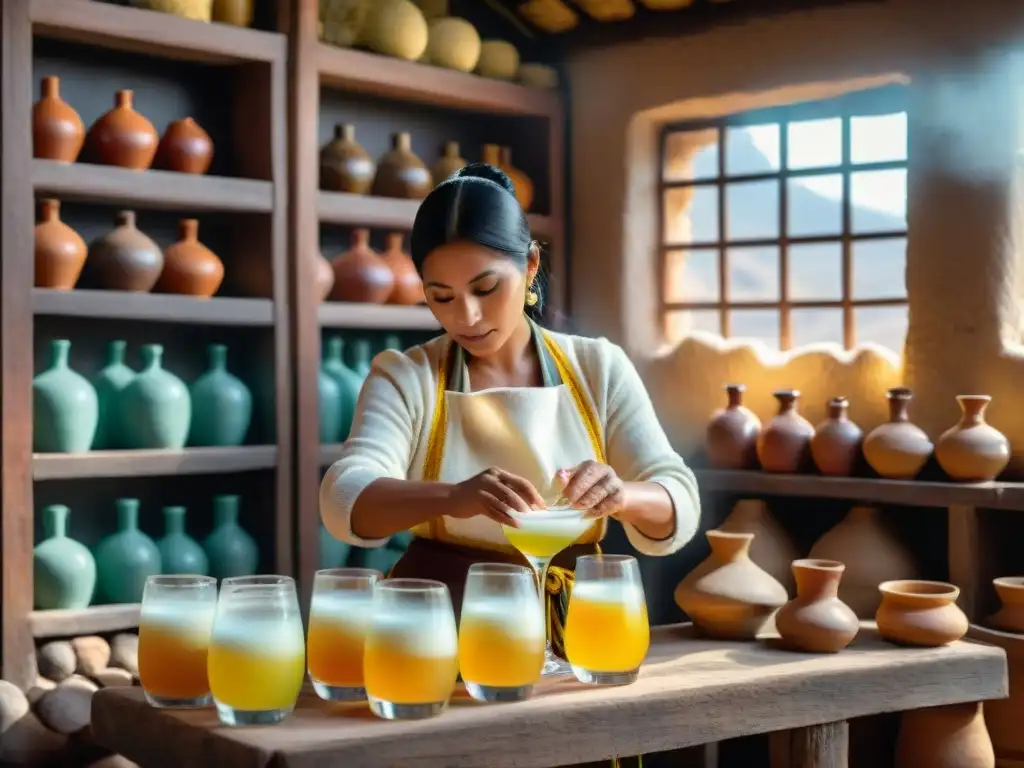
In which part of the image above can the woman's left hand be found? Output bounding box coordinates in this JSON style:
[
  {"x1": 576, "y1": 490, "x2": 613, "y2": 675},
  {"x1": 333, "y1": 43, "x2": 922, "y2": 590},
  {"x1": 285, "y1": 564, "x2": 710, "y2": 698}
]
[{"x1": 556, "y1": 461, "x2": 626, "y2": 519}]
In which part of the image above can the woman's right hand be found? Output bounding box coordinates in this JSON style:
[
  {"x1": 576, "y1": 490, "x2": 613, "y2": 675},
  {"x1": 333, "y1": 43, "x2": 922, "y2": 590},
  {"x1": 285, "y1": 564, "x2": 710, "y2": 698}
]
[{"x1": 447, "y1": 467, "x2": 547, "y2": 526}]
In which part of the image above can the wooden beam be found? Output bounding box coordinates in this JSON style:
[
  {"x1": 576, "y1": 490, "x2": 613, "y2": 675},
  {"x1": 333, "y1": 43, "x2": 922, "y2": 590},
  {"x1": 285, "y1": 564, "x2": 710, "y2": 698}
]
[{"x1": 769, "y1": 721, "x2": 849, "y2": 768}]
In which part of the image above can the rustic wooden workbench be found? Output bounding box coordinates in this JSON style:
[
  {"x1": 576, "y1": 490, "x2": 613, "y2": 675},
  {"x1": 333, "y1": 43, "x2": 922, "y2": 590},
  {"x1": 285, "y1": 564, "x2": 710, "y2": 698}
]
[{"x1": 90, "y1": 623, "x2": 1007, "y2": 768}]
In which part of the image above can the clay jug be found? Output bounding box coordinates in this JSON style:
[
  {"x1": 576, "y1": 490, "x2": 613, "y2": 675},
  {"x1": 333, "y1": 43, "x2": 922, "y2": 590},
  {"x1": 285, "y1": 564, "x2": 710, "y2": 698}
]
[
  {"x1": 756, "y1": 390, "x2": 814, "y2": 473},
  {"x1": 85, "y1": 90, "x2": 158, "y2": 170},
  {"x1": 155, "y1": 117, "x2": 214, "y2": 174},
  {"x1": 33, "y1": 339, "x2": 99, "y2": 453},
  {"x1": 92, "y1": 340, "x2": 136, "y2": 450},
  {"x1": 674, "y1": 529, "x2": 788, "y2": 640},
  {"x1": 329, "y1": 228, "x2": 395, "y2": 303},
  {"x1": 33, "y1": 76, "x2": 85, "y2": 163},
  {"x1": 157, "y1": 506, "x2": 209, "y2": 576},
  {"x1": 717, "y1": 499, "x2": 799, "y2": 595},
  {"x1": 706, "y1": 383, "x2": 761, "y2": 470},
  {"x1": 154, "y1": 219, "x2": 224, "y2": 297},
  {"x1": 432, "y1": 140, "x2": 467, "y2": 184},
  {"x1": 202, "y1": 495, "x2": 259, "y2": 579},
  {"x1": 382, "y1": 232, "x2": 424, "y2": 305},
  {"x1": 34, "y1": 199, "x2": 87, "y2": 290},
  {"x1": 863, "y1": 387, "x2": 933, "y2": 479},
  {"x1": 83, "y1": 211, "x2": 164, "y2": 292},
  {"x1": 118, "y1": 344, "x2": 192, "y2": 450},
  {"x1": 188, "y1": 344, "x2": 253, "y2": 447},
  {"x1": 775, "y1": 559, "x2": 859, "y2": 653},
  {"x1": 212, "y1": 0, "x2": 253, "y2": 26},
  {"x1": 876, "y1": 580, "x2": 968, "y2": 647},
  {"x1": 808, "y1": 506, "x2": 919, "y2": 618},
  {"x1": 93, "y1": 498, "x2": 162, "y2": 604},
  {"x1": 895, "y1": 703, "x2": 994, "y2": 768},
  {"x1": 499, "y1": 146, "x2": 534, "y2": 212},
  {"x1": 935, "y1": 394, "x2": 1010, "y2": 482},
  {"x1": 314, "y1": 251, "x2": 335, "y2": 300},
  {"x1": 371, "y1": 132, "x2": 433, "y2": 199},
  {"x1": 810, "y1": 396, "x2": 864, "y2": 477},
  {"x1": 987, "y1": 577, "x2": 1024, "y2": 632},
  {"x1": 320, "y1": 124, "x2": 376, "y2": 194},
  {"x1": 33, "y1": 504, "x2": 97, "y2": 610}
]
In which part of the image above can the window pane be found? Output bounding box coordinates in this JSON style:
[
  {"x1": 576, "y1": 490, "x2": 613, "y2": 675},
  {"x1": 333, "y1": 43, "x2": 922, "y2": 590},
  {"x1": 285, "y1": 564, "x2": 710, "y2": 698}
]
[
  {"x1": 789, "y1": 242, "x2": 842, "y2": 301},
  {"x1": 725, "y1": 124, "x2": 780, "y2": 176},
  {"x1": 725, "y1": 180, "x2": 779, "y2": 240},
  {"x1": 730, "y1": 309, "x2": 780, "y2": 350},
  {"x1": 663, "y1": 128, "x2": 719, "y2": 182},
  {"x1": 851, "y1": 169, "x2": 907, "y2": 233},
  {"x1": 787, "y1": 174, "x2": 843, "y2": 237},
  {"x1": 787, "y1": 118, "x2": 842, "y2": 170},
  {"x1": 791, "y1": 308, "x2": 844, "y2": 348},
  {"x1": 851, "y1": 112, "x2": 907, "y2": 164},
  {"x1": 664, "y1": 248, "x2": 719, "y2": 303},
  {"x1": 852, "y1": 237, "x2": 907, "y2": 299},
  {"x1": 663, "y1": 185, "x2": 718, "y2": 244},
  {"x1": 665, "y1": 309, "x2": 720, "y2": 344},
  {"x1": 855, "y1": 306, "x2": 908, "y2": 353},
  {"x1": 728, "y1": 246, "x2": 779, "y2": 301}
]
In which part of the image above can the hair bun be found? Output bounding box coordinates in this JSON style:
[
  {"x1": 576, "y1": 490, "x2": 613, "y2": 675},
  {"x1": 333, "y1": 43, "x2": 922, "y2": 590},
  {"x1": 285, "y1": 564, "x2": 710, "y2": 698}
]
[{"x1": 456, "y1": 162, "x2": 516, "y2": 196}]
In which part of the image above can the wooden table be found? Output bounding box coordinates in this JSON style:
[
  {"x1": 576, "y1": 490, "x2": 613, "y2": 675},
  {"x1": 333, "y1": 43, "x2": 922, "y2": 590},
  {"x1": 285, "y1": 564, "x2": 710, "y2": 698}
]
[{"x1": 90, "y1": 623, "x2": 1007, "y2": 768}]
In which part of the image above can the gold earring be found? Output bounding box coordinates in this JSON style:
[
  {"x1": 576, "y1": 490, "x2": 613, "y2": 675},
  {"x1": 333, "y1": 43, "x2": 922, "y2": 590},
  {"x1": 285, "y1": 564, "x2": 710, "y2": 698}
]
[{"x1": 525, "y1": 291, "x2": 539, "y2": 307}]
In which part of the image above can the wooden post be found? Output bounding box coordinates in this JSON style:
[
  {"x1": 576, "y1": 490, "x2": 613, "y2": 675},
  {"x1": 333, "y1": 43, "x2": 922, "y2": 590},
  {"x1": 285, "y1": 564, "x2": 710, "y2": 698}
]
[
  {"x1": 769, "y1": 721, "x2": 849, "y2": 768},
  {"x1": 948, "y1": 504, "x2": 988, "y2": 621}
]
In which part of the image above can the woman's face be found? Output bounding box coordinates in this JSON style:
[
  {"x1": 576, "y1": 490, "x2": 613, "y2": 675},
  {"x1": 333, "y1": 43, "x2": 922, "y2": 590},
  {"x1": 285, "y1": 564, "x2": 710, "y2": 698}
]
[{"x1": 421, "y1": 241, "x2": 539, "y2": 357}]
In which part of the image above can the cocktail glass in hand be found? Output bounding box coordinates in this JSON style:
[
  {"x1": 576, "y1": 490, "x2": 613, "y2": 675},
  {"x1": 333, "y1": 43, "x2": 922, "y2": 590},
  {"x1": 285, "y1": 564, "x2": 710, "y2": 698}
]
[
  {"x1": 207, "y1": 575, "x2": 306, "y2": 725},
  {"x1": 565, "y1": 554, "x2": 650, "y2": 685},
  {"x1": 459, "y1": 563, "x2": 545, "y2": 702},
  {"x1": 138, "y1": 575, "x2": 217, "y2": 708},
  {"x1": 307, "y1": 567, "x2": 381, "y2": 702},
  {"x1": 501, "y1": 505, "x2": 591, "y2": 675},
  {"x1": 363, "y1": 578, "x2": 459, "y2": 720}
]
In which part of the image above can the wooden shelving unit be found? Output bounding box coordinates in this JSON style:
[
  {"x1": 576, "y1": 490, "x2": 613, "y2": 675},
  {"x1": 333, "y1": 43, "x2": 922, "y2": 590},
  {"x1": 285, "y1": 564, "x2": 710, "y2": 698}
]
[
  {"x1": 33, "y1": 288, "x2": 275, "y2": 326},
  {"x1": 317, "y1": 302, "x2": 439, "y2": 331},
  {"x1": 32, "y1": 446, "x2": 279, "y2": 481},
  {"x1": 28, "y1": 604, "x2": 141, "y2": 639}
]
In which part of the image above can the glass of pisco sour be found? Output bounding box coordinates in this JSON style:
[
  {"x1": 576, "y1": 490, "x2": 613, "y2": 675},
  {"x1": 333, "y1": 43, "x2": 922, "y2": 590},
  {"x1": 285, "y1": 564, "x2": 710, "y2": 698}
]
[
  {"x1": 138, "y1": 575, "x2": 217, "y2": 708},
  {"x1": 363, "y1": 578, "x2": 459, "y2": 720},
  {"x1": 306, "y1": 567, "x2": 381, "y2": 702},
  {"x1": 459, "y1": 563, "x2": 545, "y2": 702},
  {"x1": 207, "y1": 575, "x2": 306, "y2": 725},
  {"x1": 501, "y1": 505, "x2": 592, "y2": 675},
  {"x1": 564, "y1": 555, "x2": 650, "y2": 685}
]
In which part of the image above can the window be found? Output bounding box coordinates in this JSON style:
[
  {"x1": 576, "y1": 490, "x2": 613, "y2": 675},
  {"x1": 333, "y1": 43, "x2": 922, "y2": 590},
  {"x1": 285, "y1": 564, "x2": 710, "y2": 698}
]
[{"x1": 659, "y1": 85, "x2": 909, "y2": 353}]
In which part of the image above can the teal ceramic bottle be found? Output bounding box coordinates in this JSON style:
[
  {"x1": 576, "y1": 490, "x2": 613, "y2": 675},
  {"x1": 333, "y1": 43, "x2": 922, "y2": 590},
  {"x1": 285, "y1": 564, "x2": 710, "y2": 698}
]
[
  {"x1": 157, "y1": 506, "x2": 209, "y2": 576},
  {"x1": 33, "y1": 504, "x2": 97, "y2": 610},
  {"x1": 348, "y1": 338, "x2": 373, "y2": 379},
  {"x1": 188, "y1": 344, "x2": 253, "y2": 447},
  {"x1": 92, "y1": 340, "x2": 136, "y2": 450},
  {"x1": 119, "y1": 344, "x2": 191, "y2": 449},
  {"x1": 93, "y1": 498, "x2": 162, "y2": 604},
  {"x1": 319, "y1": 523, "x2": 351, "y2": 569},
  {"x1": 322, "y1": 337, "x2": 363, "y2": 440},
  {"x1": 202, "y1": 495, "x2": 259, "y2": 580},
  {"x1": 319, "y1": 361, "x2": 342, "y2": 444},
  {"x1": 33, "y1": 339, "x2": 99, "y2": 453},
  {"x1": 383, "y1": 334, "x2": 403, "y2": 352}
]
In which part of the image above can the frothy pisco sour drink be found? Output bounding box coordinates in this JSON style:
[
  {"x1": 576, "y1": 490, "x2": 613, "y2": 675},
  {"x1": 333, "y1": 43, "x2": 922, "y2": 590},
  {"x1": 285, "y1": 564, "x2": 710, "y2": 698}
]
[
  {"x1": 501, "y1": 506, "x2": 592, "y2": 559},
  {"x1": 307, "y1": 589, "x2": 375, "y2": 695},
  {"x1": 459, "y1": 595, "x2": 545, "y2": 689}
]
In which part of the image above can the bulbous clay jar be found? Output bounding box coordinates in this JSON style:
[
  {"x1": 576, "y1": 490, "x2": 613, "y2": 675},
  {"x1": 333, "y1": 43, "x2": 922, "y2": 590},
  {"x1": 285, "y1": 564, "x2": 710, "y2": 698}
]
[
  {"x1": 863, "y1": 387, "x2": 933, "y2": 479},
  {"x1": 33, "y1": 76, "x2": 85, "y2": 163},
  {"x1": 155, "y1": 117, "x2": 214, "y2": 174},
  {"x1": 717, "y1": 499, "x2": 799, "y2": 596},
  {"x1": 314, "y1": 251, "x2": 335, "y2": 301},
  {"x1": 875, "y1": 580, "x2": 968, "y2": 647},
  {"x1": 775, "y1": 559, "x2": 859, "y2": 653},
  {"x1": 84, "y1": 90, "x2": 159, "y2": 170},
  {"x1": 756, "y1": 390, "x2": 814, "y2": 473},
  {"x1": 986, "y1": 577, "x2": 1024, "y2": 632},
  {"x1": 382, "y1": 232, "x2": 424, "y2": 305},
  {"x1": 82, "y1": 210, "x2": 164, "y2": 292},
  {"x1": 499, "y1": 146, "x2": 534, "y2": 212},
  {"x1": 674, "y1": 529, "x2": 788, "y2": 640},
  {"x1": 895, "y1": 703, "x2": 995, "y2": 768},
  {"x1": 810, "y1": 396, "x2": 864, "y2": 477},
  {"x1": 154, "y1": 219, "x2": 224, "y2": 297},
  {"x1": 320, "y1": 123, "x2": 375, "y2": 194},
  {"x1": 34, "y1": 199, "x2": 87, "y2": 290},
  {"x1": 371, "y1": 132, "x2": 432, "y2": 200},
  {"x1": 706, "y1": 383, "x2": 761, "y2": 470},
  {"x1": 329, "y1": 228, "x2": 394, "y2": 303},
  {"x1": 432, "y1": 140, "x2": 467, "y2": 185},
  {"x1": 935, "y1": 394, "x2": 1010, "y2": 482}
]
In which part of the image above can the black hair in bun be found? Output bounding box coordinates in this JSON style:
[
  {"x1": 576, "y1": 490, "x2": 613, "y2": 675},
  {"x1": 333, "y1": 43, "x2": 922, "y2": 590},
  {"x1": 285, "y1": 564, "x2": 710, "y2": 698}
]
[{"x1": 453, "y1": 162, "x2": 517, "y2": 197}]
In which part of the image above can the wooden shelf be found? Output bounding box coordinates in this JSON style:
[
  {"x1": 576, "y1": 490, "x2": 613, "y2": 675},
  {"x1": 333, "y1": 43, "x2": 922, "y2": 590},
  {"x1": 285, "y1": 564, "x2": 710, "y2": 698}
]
[
  {"x1": 319, "y1": 443, "x2": 344, "y2": 466},
  {"x1": 32, "y1": 160, "x2": 274, "y2": 213},
  {"x1": 29, "y1": 604, "x2": 140, "y2": 639},
  {"x1": 29, "y1": 0, "x2": 286, "y2": 64},
  {"x1": 318, "y1": 302, "x2": 439, "y2": 330},
  {"x1": 315, "y1": 43, "x2": 561, "y2": 117},
  {"x1": 33, "y1": 446, "x2": 278, "y2": 481},
  {"x1": 33, "y1": 289, "x2": 274, "y2": 326}
]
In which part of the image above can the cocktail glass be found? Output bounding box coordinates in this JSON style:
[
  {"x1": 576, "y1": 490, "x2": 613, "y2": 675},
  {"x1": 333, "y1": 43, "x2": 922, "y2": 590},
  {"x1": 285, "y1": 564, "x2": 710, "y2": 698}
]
[
  {"x1": 138, "y1": 574, "x2": 217, "y2": 708},
  {"x1": 207, "y1": 575, "x2": 305, "y2": 725},
  {"x1": 459, "y1": 563, "x2": 545, "y2": 702},
  {"x1": 307, "y1": 567, "x2": 382, "y2": 702}
]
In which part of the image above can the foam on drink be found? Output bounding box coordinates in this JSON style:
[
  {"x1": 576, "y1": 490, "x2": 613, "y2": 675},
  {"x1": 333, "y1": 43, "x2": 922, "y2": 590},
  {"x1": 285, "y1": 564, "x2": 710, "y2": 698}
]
[
  {"x1": 211, "y1": 615, "x2": 306, "y2": 656},
  {"x1": 368, "y1": 603, "x2": 458, "y2": 657},
  {"x1": 310, "y1": 591, "x2": 374, "y2": 627},
  {"x1": 571, "y1": 579, "x2": 645, "y2": 609},
  {"x1": 141, "y1": 599, "x2": 215, "y2": 636},
  {"x1": 460, "y1": 595, "x2": 545, "y2": 639}
]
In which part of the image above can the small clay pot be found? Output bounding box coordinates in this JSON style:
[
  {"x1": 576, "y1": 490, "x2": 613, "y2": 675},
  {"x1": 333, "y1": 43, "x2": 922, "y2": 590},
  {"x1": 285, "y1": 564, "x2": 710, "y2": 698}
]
[
  {"x1": 935, "y1": 395, "x2": 1010, "y2": 482},
  {"x1": 372, "y1": 132, "x2": 432, "y2": 200},
  {"x1": 155, "y1": 117, "x2": 214, "y2": 174},
  {"x1": 34, "y1": 199, "x2": 87, "y2": 290},
  {"x1": 895, "y1": 703, "x2": 995, "y2": 768},
  {"x1": 775, "y1": 559, "x2": 859, "y2": 653},
  {"x1": 875, "y1": 580, "x2": 968, "y2": 647},
  {"x1": 154, "y1": 219, "x2": 224, "y2": 297},
  {"x1": 82, "y1": 210, "x2": 164, "y2": 292},
  {"x1": 33, "y1": 76, "x2": 85, "y2": 162},
  {"x1": 329, "y1": 228, "x2": 394, "y2": 303},
  {"x1": 382, "y1": 232, "x2": 424, "y2": 305},
  {"x1": 987, "y1": 577, "x2": 1024, "y2": 633},
  {"x1": 706, "y1": 383, "x2": 761, "y2": 469},
  {"x1": 863, "y1": 387, "x2": 933, "y2": 479},
  {"x1": 432, "y1": 140, "x2": 467, "y2": 185},
  {"x1": 320, "y1": 123, "x2": 375, "y2": 194},
  {"x1": 756, "y1": 390, "x2": 814, "y2": 473},
  {"x1": 84, "y1": 90, "x2": 159, "y2": 170},
  {"x1": 314, "y1": 251, "x2": 335, "y2": 301},
  {"x1": 499, "y1": 146, "x2": 534, "y2": 212},
  {"x1": 810, "y1": 397, "x2": 864, "y2": 477}
]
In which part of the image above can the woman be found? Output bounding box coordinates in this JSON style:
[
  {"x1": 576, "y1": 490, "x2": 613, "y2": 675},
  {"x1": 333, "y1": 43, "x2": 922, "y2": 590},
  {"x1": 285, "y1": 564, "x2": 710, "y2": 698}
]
[{"x1": 320, "y1": 163, "x2": 701, "y2": 661}]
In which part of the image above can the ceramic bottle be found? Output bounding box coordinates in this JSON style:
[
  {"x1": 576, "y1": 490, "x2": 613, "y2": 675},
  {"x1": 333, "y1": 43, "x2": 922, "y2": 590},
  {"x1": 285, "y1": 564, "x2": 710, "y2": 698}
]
[
  {"x1": 92, "y1": 340, "x2": 137, "y2": 450},
  {"x1": 319, "y1": 523, "x2": 351, "y2": 569},
  {"x1": 154, "y1": 219, "x2": 224, "y2": 297},
  {"x1": 432, "y1": 140, "x2": 467, "y2": 184},
  {"x1": 319, "y1": 123, "x2": 375, "y2": 194},
  {"x1": 119, "y1": 344, "x2": 192, "y2": 450},
  {"x1": 863, "y1": 387, "x2": 933, "y2": 479},
  {"x1": 33, "y1": 76, "x2": 85, "y2": 162},
  {"x1": 935, "y1": 395, "x2": 1010, "y2": 482},
  {"x1": 329, "y1": 228, "x2": 395, "y2": 304},
  {"x1": 382, "y1": 232, "x2": 424, "y2": 305},
  {"x1": 876, "y1": 580, "x2": 968, "y2": 647},
  {"x1": 372, "y1": 132, "x2": 433, "y2": 199},
  {"x1": 82, "y1": 211, "x2": 165, "y2": 292},
  {"x1": 322, "y1": 337, "x2": 363, "y2": 441},
  {"x1": 155, "y1": 117, "x2": 214, "y2": 175},
  {"x1": 319, "y1": 361, "x2": 343, "y2": 444},
  {"x1": 188, "y1": 344, "x2": 253, "y2": 447},
  {"x1": 499, "y1": 146, "x2": 534, "y2": 212},
  {"x1": 84, "y1": 90, "x2": 158, "y2": 170},
  {"x1": 716, "y1": 499, "x2": 799, "y2": 596},
  {"x1": 93, "y1": 498, "x2": 162, "y2": 604},
  {"x1": 810, "y1": 397, "x2": 864, "y2": 477},
  {"x1": 34, "y1": 199, "x2": 87, "y2": 290},
  {"x1": 202, "y1": 495, "x2": 259, "y2": 579},
  {"x1": 157, "y1": 506, "x2": 209, "y2": 576},
  {"x1": 33, "y1": 504, "x2": 97, "y2": 610},
  {"x1": 895, "y1": 703, "x2": 994, "y2": 768},
  {"x1": 706, "y1": 383, "x2": 761, "y2": 470},
  {"x1": 756, "y1": 390, "x2": 814, "y2": 473},
  {"x1": 383, "y1": 334, "x2": 404, "y2": 352},
  {"x1": 349, "y1": 339, "x2": 374, "y2": 379},
  {"x1": 33, "y1": 339, "x2": 99, "y2": 453},
  {"x1": 775, "y1": 559, "x2": 859, "y2": 653}
]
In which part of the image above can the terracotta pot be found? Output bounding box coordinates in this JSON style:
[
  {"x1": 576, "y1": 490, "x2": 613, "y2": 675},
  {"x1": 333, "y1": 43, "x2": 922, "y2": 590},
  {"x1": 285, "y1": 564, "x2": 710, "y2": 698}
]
[
  {"x1": 33, "y1": 76, "x2": 84, "y2": 162},
  {"x1": 212, "y1": 0, "x2": 253, "y2": 26},
  {"x1": 154, "y1": 219, "x2": 224, "y2": 297},
  {"x1": 895, "y1": 703, "x2": 994, "y2": 768},
  {"x1": 329, "y1": 228, "x2": 395, "y2": 303},
  {"x1": 973, "y1": 626, "x2": 1024, "y2": 766},
  {"x1": 716, "y1": 499, "x2": 798, "y2": 596},
  {"x1": 320, "y1": 123, "x2": 375, "y2": 194},
  {"x1": 85, "y1": 90, "x2": 159, "y2": 170},
  {"x1": 876, "y1": 580, "x2": 968, "y2": 647},
  {"x1": 499, "y1": 146, "x2": 534, "y2": 212},
  {"x1": 155, "y1": 117, "x2": 214, "y2": 174},
  {"x1": 231, "y1": 249, "x2": 333, "y2": 302},
  {"x1": 674, "y1": 529, "x2": 788, "y2": 640},
  {"x1": 314, "y1": 251, "x2": 335, "y2": 301},
  {"x1": 987, "y1": 577, "x2": 1024, "y2": 633},
  {"x1": 775, "y1": 559, "x2": 859, "y2": 653},
  {"x1": 371, "y1": 132, "x2": 432, "y2": 199},
  {"x1": 810, "y1": 396, "x2": 864, "y2": 477},
  {"x1": 706, "y1": 383, "x2": 761, "y2": 470},
  {"x1": 432, "y1": 140, "x2": 467, "y2": 185},
  {"x1": 382, "y1": 232, "x2": 424, "y2": 305},
  {"x1": 756, "y1": 389, "x2": 814, "y2": 473},
  {"x1": 935, "y1": 395, "x2": 1010, "y2": 482},
  {"x1": 34, "y1": 199, "x2": 87, "y2": 290},
  {"x1": 82, "y1": 210, "x2": 164, "y2": 292},
  {"x1": 863, "y1": 387, "x2": 933, "y2": 479}
]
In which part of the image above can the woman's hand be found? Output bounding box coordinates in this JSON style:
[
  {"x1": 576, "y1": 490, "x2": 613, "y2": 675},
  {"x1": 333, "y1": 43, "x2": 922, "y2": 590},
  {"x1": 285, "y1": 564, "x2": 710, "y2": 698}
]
[
  {"x1": 556, "y1": 461, "x2": 626, "y2": 519},
  {"x1": 448, "y1": 467, "x2": 547, "y2": 527}
]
